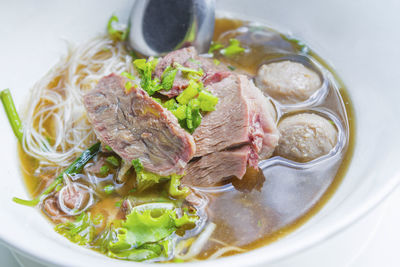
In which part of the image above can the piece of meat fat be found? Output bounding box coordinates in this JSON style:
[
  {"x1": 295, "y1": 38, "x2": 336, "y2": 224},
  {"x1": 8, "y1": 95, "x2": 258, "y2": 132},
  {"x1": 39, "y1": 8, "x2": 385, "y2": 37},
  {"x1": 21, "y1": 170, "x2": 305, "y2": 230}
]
[
  {"x1": 83, "y1": 74, "x2": 196, "y2": 176},
  {"x1": 240, "y1": 76, "x2": 280, "y2": 159},
  {"x1": 182, "y1": 145, "x2": 251, "y2": 187}
]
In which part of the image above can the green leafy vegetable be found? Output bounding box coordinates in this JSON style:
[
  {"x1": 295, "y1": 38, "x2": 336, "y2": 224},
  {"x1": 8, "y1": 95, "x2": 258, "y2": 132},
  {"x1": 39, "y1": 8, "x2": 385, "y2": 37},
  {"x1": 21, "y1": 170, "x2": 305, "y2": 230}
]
[
  {"x1": 104, "y1": 145, "x2": 113, "y2": 151},
  {"x1": 106, "y1": 156, "x2": 120, "y2": 167},
  {"x1": 162, "y1": 99, "x2": 179, "y2": 111},
  {"x1": 176, "y1": 80, "x2": 200, "y2": 105},
  {"x1": 109, "y1": 205, "x2": 197, "y2": 257},
  {"x1": 104, "y1": 184, "x2": 115, "y2": 195},
  {"x1": 13, "y1": 142, "x2": 101, "y2": 206},
  {"x1": 161, "y1": 66, "x2": 178, "y2": 91},
  {"x1": 174, "y1": 63, "x2": 203, "y2": 79},
  {"x1": 55, "y1": 212, "x2": 101, "y2": 245},
  {"x1": 107, "y1": 15, "x2": 129, "y2": 41},
  {"x1": 121, "y1": 72, "x2": 136, "y2": 80},
  {"x1": 133, "y1": 58, "x2": 162, "y2": 95},
  {"x1": 92, "y1": 205, "x2": 197, "y2": 262},
  {"x1": 221, "y1": 38, "x2": 245, "y2": 56},
  {"x1": 171, "y1": 104, "x2": 187, "y2": 120},
  {"x1": 100, "y1": 165, "x2": 110, "y2": 176},
  {"x1": 1, "y1": 89, "x2": 23, "y2": 142},
  {"x1": 168, "y1": 175, "x2": 190, "y2": 198},
  {"x1": 132, "y1": 159, "x2": 166, "y2": 192},
  {"x1": 208, "y1": 41, "x2": 224, "y2": 54},
  {"x1": 186, "y1": 99, "x2": 202, "y2": 133},
  {"x1": 198, "y1": 90, "x2": 218, "y2": 111}
]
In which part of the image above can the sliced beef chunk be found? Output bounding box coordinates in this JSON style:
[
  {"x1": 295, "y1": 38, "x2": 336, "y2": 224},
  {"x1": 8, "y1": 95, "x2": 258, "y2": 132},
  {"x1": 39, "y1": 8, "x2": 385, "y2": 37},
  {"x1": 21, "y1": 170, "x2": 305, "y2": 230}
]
[
  {"x1": 182, "y1": 146, "x2": 252, "y2": 187},
  {"x1": 183, "y1": 74, "x2": 279, "y2": 186},
  {"x1": 83, "y1": 74, "x2": 195, "y2": 176},
  {"x1": 154, "y1": 47, "x2": 228, "y2": 97},
  {"x1": 193, "y1": 74, "x2": 279, "y2": 159}
]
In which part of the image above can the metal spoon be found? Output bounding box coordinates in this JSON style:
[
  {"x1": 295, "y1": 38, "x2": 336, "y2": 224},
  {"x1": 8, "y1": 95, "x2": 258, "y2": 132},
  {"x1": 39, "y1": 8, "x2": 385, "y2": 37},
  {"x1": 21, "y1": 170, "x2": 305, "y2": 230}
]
[{"x1": 128, "y1": 0, "x2": 215, "y2": 57}]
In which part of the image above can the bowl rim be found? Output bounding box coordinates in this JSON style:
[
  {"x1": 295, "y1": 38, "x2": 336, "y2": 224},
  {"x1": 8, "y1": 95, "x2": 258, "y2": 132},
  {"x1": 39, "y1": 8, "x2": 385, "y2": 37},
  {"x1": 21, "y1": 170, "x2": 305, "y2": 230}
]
[{"x1": 2, "y1": 7, "x2": 400, "y2": 267}]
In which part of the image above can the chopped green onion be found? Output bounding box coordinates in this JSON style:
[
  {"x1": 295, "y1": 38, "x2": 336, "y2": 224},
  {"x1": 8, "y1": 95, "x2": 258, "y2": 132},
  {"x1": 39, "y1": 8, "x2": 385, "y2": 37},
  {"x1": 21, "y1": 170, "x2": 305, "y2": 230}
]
[
  {"x1": 227, "y1": 65, "x2": 236, "y2": 71},
  {"x1": 104, "y1": 184, "x2": 115, "y2": 195},
  {"x1": 213, "y1": 59, "x2": 221, "y2": 66},
  {"x1": 100, "y1": 165, "x2": 110, "y2": 176},
  {"x1": 221, "y1": 38, "x2": 245, "y2": 57},
  {"x1": 106, "y1": 156, "x2": 119, "y2": 167},
  {"x1": 1, "y1": 89, "x2": 23, "y2": 142},
  {"x1": 104, "y1": 145, "x2": 113, "y2": 151},
  {"x1": 115, "y1": 200, "x2": 123, "y2": 208}
]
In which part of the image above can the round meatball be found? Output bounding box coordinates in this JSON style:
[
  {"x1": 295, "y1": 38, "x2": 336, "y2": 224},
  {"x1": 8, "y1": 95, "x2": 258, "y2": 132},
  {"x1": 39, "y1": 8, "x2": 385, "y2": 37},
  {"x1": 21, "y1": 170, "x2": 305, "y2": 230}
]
[
  {"x1": 276, "y1": 113, "x2": 337, "y2": 162},
  {"x1": 255, "y1": 61, "x2": 322, "y2": 104}
]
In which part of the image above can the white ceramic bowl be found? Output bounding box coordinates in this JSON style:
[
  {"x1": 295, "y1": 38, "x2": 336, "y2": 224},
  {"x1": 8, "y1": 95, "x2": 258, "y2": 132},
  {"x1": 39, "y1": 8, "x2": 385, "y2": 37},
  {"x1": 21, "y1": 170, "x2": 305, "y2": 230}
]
[{"x1": 1, "y1": 0, "x2": 400, "y2": 266}]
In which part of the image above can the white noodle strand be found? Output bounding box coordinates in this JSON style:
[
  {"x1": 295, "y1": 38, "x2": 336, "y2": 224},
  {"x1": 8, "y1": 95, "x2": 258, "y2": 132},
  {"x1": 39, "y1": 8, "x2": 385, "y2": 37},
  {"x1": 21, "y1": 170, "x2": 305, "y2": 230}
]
[{"x1": 22, "y1": 36, "x2": 136, "y2": 167}]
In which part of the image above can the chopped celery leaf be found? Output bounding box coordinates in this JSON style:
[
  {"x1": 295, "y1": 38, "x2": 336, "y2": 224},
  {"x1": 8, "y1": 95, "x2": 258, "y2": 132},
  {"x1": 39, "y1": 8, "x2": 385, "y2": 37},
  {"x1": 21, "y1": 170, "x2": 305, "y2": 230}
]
[
  {"x1": 198, "y1": 90, "x2": 218, "y2": 111},
  {"x1": 161, "y1": 66, "x2": 178, "y2": 91},
  {"x1": 133, "y1": 58, "x2": 161, "y2": 95},
  {"x1": 104, "y1": 184, "x2": 115, "y2": 195},
  {"x1": 174, "y1": 63, "x2": 203, "y2": 78},
  {"x1": 107, "y1": 15, "x2": 128, "y2": 41},
  {"x1": 208, "y1": 41, "x2": 224, "y2": 54},
  {"x1": 106, "y1": 156, "x2": 120, "y2": 167},
  {"x1": 132, "y1": 159, "x2": 167, "y2": 192},
  {"x1": 176, "y1": 80, "x2": 200, "y2": 105},
  {"x1": 168, "y1": 174, "x2": 190, "y2": 198},
  {"x1": 221, "y1": 38, "x2": 245, "y2": 56},
  {"x1": 55, "y1": 212, "x2": 101, "y2": 246},
  {"x1": 100, "y1": 165, "x2": 110, "y2": 176},
  {"x1": 171, "y1": 104, "x2": 187, "y2": 120},
  {"x1": 163, "y1": 98, "x2": 179, "y2": 111}
]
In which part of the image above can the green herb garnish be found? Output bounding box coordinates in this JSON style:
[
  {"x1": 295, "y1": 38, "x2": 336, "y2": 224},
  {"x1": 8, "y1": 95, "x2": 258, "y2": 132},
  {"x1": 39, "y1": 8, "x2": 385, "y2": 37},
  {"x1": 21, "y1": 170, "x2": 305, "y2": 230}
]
[
  {"x1": 107, "y1": 15, "x2": 128, "y2": 41},
  {"x1": 106, "y1": 156, "x2": 119, "y2": 167},
  {"x1": 221, "y1": 38, "x2": 246, "y2": 56},
  {"x1": 104, "y1": 184, "x2": 115, "y2": 195},
  {"x1": 1, "y1": 89, "x2": 23, "y2": 142},
  {"x1": 13, "y1": 142, "x2": 101, "y2": 207},
  {"x1": 161, "y1": 66, "x2": 178, "y2": 91}
]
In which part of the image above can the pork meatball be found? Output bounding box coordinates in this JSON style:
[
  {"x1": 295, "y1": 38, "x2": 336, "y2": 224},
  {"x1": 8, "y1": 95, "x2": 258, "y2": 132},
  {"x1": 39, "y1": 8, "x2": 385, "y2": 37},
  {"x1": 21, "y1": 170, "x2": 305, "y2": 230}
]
[
  {"x1": 255, "y1": 61, "x2": 321, "y2": 104},
  {"x1": 276, "y1": 113, "x2": 337, "y2": 162}
]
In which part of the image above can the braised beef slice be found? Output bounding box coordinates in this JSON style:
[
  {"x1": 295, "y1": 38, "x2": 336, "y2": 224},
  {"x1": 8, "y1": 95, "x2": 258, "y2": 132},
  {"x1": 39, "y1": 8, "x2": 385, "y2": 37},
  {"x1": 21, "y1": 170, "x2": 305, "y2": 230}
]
[
  {"x1": 193, "y1": 74, "x2": 278, "y2": 158},
  {"x1": 155, "y1": 46, "x2": 229, "y2": 97},
  {"x1": 184, "y1": 74, "x2": 279, "y2": 186},
  {"x1": 182, "y1": 145, "x2": 251, "y2": 187},
  {"x1": 83, "y1": 74, "x2": 195, "y2": 176}
]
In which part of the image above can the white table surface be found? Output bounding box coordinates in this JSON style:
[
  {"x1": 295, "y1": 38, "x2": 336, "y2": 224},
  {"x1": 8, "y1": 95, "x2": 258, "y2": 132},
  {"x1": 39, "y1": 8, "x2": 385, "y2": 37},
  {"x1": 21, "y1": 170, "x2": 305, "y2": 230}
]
[{"x1": 1, "y1": 185, "x2": 399, "y2": 267}]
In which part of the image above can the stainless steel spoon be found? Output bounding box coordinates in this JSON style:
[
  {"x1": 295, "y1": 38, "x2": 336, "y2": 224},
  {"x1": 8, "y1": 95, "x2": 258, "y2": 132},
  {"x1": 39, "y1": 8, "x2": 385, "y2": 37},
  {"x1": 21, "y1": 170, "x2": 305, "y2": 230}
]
[{"x1": 128, "y1": 0, "x2": 215, "y2": 57}]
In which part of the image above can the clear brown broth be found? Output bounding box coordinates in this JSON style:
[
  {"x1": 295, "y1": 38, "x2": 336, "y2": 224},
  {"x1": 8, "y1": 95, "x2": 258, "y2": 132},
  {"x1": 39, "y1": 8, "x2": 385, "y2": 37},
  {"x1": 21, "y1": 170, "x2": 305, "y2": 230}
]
[{"x1": 18, "y1": 17, "x2": 355, "y2": 260}]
